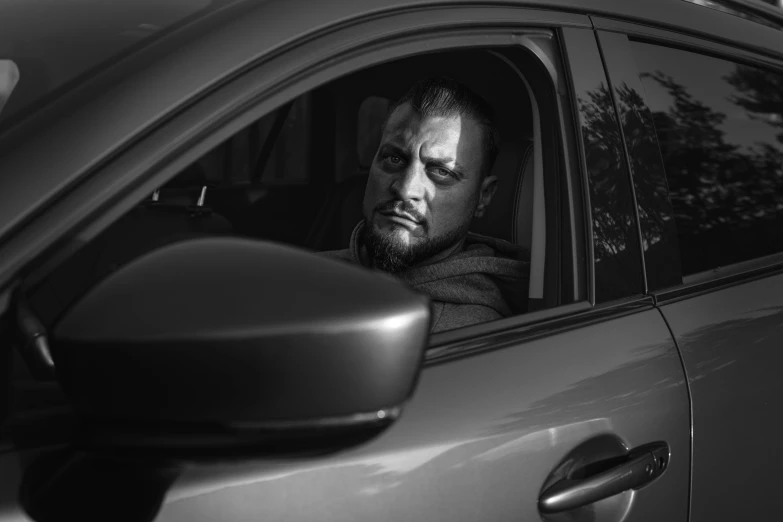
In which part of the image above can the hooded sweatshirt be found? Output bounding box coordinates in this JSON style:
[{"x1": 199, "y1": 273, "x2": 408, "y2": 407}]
[{"x1": 320, "y1": 221, "x2": 530, "y2": 333}]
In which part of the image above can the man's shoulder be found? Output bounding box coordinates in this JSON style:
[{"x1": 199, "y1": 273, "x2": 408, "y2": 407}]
[
  {"x1": 431, "y1": 302, "x2": 502, "y2": 333},
  {"x1": 464, "y1": 232, "x2": 530, "y2": 263}
]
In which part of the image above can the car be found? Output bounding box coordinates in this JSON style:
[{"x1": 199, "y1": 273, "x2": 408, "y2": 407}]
[{"x1": 1, "y1": 0, "x2": 783, "y2": 520}]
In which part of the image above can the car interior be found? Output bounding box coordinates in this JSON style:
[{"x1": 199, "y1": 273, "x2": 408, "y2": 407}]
[{"x1": 26, "y1": 45, "x2": 567, "y2": 332}]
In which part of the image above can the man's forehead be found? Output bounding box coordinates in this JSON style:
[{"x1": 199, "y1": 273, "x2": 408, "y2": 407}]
[
  {"x1": 382, "y1": 103, "x2": 472, "y2": 141},
  {"x1": 380, "y1": 102, "x2": 486, "y2": 177}
]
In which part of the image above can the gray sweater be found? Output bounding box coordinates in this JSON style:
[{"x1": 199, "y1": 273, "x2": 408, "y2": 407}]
[{"x1": 320, "y1": 222, "x2": 530, "y2": 333}]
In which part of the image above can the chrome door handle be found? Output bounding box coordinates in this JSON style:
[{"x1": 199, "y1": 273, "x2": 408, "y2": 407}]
[{"x1": 538, "y1": 441, "x2": 669, "y2": 514}]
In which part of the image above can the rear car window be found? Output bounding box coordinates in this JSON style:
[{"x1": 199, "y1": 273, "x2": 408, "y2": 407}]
[
  {"x1": 0, "y1": 0, "x2": 215, "y2": 131},
  {"x1": 632, "y1": 41, "x2": 783, "y2": 276}
]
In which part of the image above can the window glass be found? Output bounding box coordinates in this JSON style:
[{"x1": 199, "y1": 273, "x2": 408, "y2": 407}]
[{"x1": 633, "y1": 42, "x2": 783, "y2": 276}]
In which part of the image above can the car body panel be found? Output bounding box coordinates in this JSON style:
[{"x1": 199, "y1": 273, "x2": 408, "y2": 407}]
[
  {"x1": 0, "y1": 309, "x2": 690, "y2": 522},
  {"x1": 659, "y1": 275, "x2": 783, "y2": 521},
  {"x1": 145, "y1": 307, "x2": 689, "y2": 522},
  {"x1": 0, "y1": 0, "x2": 232, "y2": 128}
]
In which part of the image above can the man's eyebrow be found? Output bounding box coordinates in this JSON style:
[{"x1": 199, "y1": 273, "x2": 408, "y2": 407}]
[
  {"x1": 378, "y1": 139, "x2": 467, "y2": 175},
  {"x1": 423, "y1": 154, "x2": 467, "y2": 173}
]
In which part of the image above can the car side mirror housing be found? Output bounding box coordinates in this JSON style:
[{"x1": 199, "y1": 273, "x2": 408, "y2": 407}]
[{"x1": 49, "y1": 238, "x2": 430, "y2": 456}]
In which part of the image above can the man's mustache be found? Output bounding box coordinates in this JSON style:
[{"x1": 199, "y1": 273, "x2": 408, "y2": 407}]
[{"x1": 374, "y1": 200, "x2": 426, "y2": 225}]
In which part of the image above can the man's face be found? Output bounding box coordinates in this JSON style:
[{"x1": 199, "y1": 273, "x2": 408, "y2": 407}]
[{"x1": 362, "y1": 102, "x2": 497, "y2": 272}]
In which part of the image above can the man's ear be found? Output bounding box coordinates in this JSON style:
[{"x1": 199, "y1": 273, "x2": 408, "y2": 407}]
[{"x1": 474, "y1": 174, "x2": 498, "y2": 218}]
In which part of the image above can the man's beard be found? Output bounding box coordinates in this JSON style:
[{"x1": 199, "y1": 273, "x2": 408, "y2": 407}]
[{"x1": 362, "y1": 215, "x2": 472, "y2": 273}]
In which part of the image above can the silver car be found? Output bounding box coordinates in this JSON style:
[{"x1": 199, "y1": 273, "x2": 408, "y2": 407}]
[{"x1": 2, "y1": 0, "x2": 783, "y2": 521}]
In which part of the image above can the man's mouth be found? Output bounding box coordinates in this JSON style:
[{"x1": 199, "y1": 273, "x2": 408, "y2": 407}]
[{"x1": 379, "y1": 211, "x2": 421, "y2": 225}]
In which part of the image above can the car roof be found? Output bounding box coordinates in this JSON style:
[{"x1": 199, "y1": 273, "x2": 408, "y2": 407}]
[
  {"x1": 1, "y1": 0, "x2": 781, "y2": 133},
  {"x1": 0, "y1": 0, "x2": 252, "y2": 131},
  {"x1": 0, "y1": 0, "x2": 781, "y2": 249}
]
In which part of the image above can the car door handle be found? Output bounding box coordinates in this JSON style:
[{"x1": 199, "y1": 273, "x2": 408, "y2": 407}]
[{"x1": 538, "y1": 441, "x2": 669, "y2": 514}]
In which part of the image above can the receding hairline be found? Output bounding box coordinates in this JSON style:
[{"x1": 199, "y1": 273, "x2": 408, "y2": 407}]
[
  {"x1": 382, "y1": 101, "x2": 483, "y2": 129},
  {"x1": 380, "y1": 100, "x2": 498, "y2": 177}
]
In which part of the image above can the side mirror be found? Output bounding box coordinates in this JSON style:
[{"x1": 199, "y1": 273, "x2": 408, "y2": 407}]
[{"x1": 50, "y1": 238, "x2": 430, "y2": 456}]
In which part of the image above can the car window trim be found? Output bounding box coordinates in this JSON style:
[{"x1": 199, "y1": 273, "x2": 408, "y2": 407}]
[
  {"x1": 594, "y1": 29, "x2": 684, "y2": 293},
  {"x1": 426, "y1": 295, "x2": 652, "y2": 365},
  {"x1": 558, "y1": 28, "x2": 595, "y2": 306},
  {"x1": 560, "y1": 27, "x2": 646, "y2": 304},
  {"x1": 592, "y1": 16, "x2": 783, "y2": 72},
  {"x1": 555, "y1": 29, "x2": 590, "y2": 306},
  {"x1": 654, "y1": 252, "x2": 783, "y2": 305},
  {"x1": 593, "y1": 31, "x2": 649, "y2": 296}
]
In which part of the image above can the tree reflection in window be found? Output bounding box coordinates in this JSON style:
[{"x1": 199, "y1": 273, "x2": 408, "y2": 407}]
[
  {"x1": 633, "y1": 42, "x2": 783, "y2": 276},
  {"x1": 577, "y1": 82, "x2": 644, "y2": 300}
]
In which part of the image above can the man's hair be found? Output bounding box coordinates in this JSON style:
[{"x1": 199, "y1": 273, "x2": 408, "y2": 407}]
[{"x1": 386, "y1": 76, "x2": 500, "y2": 177}]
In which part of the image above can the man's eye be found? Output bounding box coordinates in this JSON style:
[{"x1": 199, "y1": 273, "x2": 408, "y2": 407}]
[
  {"x1": 430, "y1": 167, "x2": 454, "y2": 178},
  {"x1": 385, "y1": 155, "x2": 403, "y2": 165}
]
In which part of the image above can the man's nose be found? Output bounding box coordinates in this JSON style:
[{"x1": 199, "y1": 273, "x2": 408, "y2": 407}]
[{"x1": 390, "y1": 163, "x2": 426, "y2": 201}]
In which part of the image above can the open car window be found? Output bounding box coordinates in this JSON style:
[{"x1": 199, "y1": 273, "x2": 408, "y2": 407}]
[{"x1": 25, "y1": 45, "x2": 579, "y2": 335}]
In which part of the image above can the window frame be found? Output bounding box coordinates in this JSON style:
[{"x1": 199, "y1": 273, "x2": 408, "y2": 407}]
[
  {"x1": 0, "y1": 6, "x2": 589, "y2": 294},
  {"x1": 595, "y1": 17, "x2": 783, "y2": 303},
  {"x1": 1, "y1": 7, "x2": 634, "y2": 360}
]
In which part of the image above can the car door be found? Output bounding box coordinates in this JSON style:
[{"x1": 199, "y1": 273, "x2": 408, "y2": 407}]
[
  {"x1": 0, "y1": 4, "x2": 690, "y2": 522},
  {"x1": 596, "y1": 12, "x2": 783, "y2": 522}
]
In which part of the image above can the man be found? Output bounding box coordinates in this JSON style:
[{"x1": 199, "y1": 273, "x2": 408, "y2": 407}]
[{"x1": 323, "y1": 76, "x2": 530, "y2": 333}]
